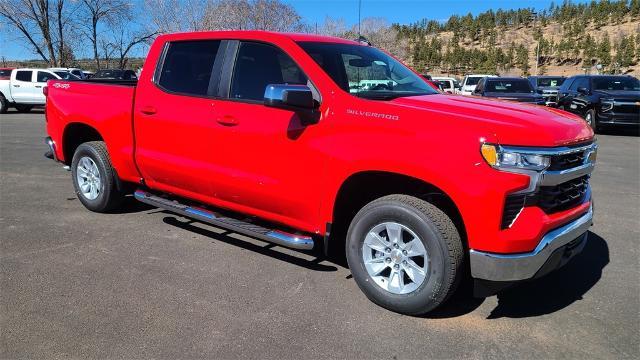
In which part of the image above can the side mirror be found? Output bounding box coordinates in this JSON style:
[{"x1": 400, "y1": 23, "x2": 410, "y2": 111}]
[
  {"x1": 577, "y1": 87, "x2": 589, "y2": 95},
  {"x1": 264, "y1": 84, "x2": 319, "y2": 124}
]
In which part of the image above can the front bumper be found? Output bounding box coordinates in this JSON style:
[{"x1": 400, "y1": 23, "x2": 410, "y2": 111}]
[{"x1": 469, "y1": 204, "x2": 593, "y2": 282}]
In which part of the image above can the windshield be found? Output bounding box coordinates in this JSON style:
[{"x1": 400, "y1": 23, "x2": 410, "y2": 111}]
[
  {"x1": 0, "y1": 69, "x2": 11, "y2": 77},
  {"x1": 537, "y1": 77, "x2": 565, "y2": 87},
  {"x1": 297, "y1": 42, "x2": 437, "y2": 100},
  {"x1": 593, "y1": 76, "x2": 640, "y2": 91},
  {"x1": 465, "y1": 76, "x2": 484, "y2": 86},
  {"x1": 486, "y1": 79, "x2": 533, "y2": 93}
]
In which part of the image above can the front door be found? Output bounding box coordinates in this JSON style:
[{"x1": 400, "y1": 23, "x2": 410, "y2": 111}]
[
  {"x1": 212, "y1": 41, "x2": 326, "y2": 229},
  {"x1": 33, "y1": 71, "x2": 57, "y2": 104}
]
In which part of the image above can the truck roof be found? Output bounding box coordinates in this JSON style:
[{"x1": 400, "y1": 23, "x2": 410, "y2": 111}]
[{"x1": 156, "y1": 30, "x2": 360, "y2": 45}]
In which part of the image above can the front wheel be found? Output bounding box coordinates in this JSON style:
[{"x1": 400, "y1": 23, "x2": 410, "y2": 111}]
[
  {"x1": 584, "y1": 109, "x2": 599, "y2": 132},
  {"x1": 346, "y1": 194, "x2": 464, "y2": 315},
  {"x1": 71, "y1": 141, "x2": 124, "y2": 212}
]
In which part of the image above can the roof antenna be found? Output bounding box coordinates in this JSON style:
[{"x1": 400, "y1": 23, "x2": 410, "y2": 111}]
[
  {"x1": 355, "y1": 0, "x2": 371, "y2": 45},
  {"x1": 358, "y1": 0, "x2": 361, "y2": 37}
]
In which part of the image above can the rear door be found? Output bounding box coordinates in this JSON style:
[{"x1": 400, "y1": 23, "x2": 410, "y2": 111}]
[
  {"x1": 10, "y1": 70, "x2": 34, "y2": 103},
  {"x1": 133, "y1": 39, "x2": 227, "y2": 198}
]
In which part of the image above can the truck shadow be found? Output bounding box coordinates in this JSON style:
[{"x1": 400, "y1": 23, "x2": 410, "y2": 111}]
[
  {"x1": 597, "y1": 127, "x2": 639, "y2": 137},
  {"x1": 161, "y1": 215, "x2": 338, "y2": 272},
  {"x1": 426, "y1": 231, "x2": 609, "y2": 319}
]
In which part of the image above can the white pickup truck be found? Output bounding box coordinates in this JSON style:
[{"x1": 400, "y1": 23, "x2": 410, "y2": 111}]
[{"x1": 0, "y1": 68, "x2": 61, "y2": 113}]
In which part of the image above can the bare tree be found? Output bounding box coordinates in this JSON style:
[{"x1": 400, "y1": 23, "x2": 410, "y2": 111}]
[
  {"x1": 146, "y1": 0, "x2": 306, "y2": 33},
  {"x1": 79, "y1": 0, "x2": 131, "y2": 69},
  {"x1": 317, "y1": 16, "x2": 348, "y2": 37},
  {"x1": 111, "y1": 24, "x2": 157, "y2": 68},
  {"x1": 0, "y1": 0, "x2": 73, "y2": 65},
  {"x1": 144, "y1": 0, "x2": 212, "y2": 33}
]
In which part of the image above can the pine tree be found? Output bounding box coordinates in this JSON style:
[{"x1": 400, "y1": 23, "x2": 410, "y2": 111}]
[
  {"x1": 516, "y1": 44, "x2": 530, "y2": 75},
  {"x1": 597, "y1": 34, "x2": 612, "y2": 67}
]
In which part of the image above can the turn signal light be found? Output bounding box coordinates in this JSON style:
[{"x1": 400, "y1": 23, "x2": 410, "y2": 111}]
[{"x1": 481, "y1": 144, "x2": 497, "y2": 166}]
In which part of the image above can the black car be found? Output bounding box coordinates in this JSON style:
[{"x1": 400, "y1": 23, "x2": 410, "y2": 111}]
[
  {"x1": 557, "y1": 75, "x2": 640, "y2": 130},
  {"x1": 528, "y1": 75, "x2": 566, "y2": 105},
  {"x1": 472, "y1": 77, "x2": 545, "y2": 105},
  {"x1": 92, "y1": 69, "x2": 138, "y2": 80}
]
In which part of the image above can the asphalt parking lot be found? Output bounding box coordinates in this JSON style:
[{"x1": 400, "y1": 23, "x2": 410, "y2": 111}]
[{"x1": 1, "y1": 109, "x2": 639, "y2": 359}]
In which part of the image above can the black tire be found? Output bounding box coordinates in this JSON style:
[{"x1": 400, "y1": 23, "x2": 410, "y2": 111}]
[
  {"x1": 71, "y1": 141, "x2": 124, "y2": 212},
  {"x1": 0, "y1": 94, "x2": 8, "y2": 114},
  {"x1": 14, "y1": 104, "x2": 33, "y2": 113},
  {"x1": 584, "y1": 109, "x2": 596, "y2": 130},
  {"x1": 346, "y1": 194, "x2": 464, "y2": 315}
]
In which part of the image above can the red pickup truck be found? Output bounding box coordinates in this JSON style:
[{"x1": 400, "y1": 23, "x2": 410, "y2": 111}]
[{"x1": 45, "y1": 31, "x2": 596, "y2": 315}]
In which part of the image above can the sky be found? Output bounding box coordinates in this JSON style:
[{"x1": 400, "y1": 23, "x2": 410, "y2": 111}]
[{"x1": 1, "y1": 0, "x2": 590, "y2": 61}]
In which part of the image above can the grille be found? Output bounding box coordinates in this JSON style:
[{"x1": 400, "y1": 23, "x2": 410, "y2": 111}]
[
  {"x1": 501, "y1": 194, "x2": 526, "y2": 229},
  {"x1": 537, "y1": 175, "x2": 589, "y2": 213},
  {"x1": 548, "y1": 151, "x2": 586, "y2": 171}
]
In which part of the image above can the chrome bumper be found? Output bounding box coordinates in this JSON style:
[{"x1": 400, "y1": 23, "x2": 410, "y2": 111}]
[
  {"x1": 45, "y1": 136, "x2": 58, "y2": 162},
  {"x1": 469, "y1": 205, "x2": 593, "y2": 282}
]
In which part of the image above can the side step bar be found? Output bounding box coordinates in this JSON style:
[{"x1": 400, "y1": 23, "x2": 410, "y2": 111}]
[{"x1": 134, "y1": 190, "x2": 315, "y2": 251}]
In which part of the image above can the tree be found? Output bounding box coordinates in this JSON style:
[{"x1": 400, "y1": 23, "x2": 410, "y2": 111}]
[
  {"x1": 80, "y1": 0, "x2": 131, "y2": 70},
  {"x1": 516, "y1": 44, "x2": 530, "y2": 75},
  {"x1": 597, "y1": 34, "x2": 611, "y2": 67},
  {"x1": 0, "y1": 0, "x2": 73, "y2": 66}
]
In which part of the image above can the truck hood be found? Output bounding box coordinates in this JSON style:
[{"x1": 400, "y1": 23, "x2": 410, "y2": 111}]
[
  {"x1": 482, "y1": 92, "x2": 543, "y2": 103},
  {"x1": 390, "y1": 94, "x2": 593, "y2": 147},
  {"x1": 593, "y1": 89, "x2": 640, "y2": 100}
]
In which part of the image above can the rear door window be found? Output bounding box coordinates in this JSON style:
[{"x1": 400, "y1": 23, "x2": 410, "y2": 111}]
[
  {"x1": 157, "y1": 40, "x2": 221, "y2": 96},
  {"x1": 230, "y1": 42, "x2": 308, "y2": 101},
  {"x1": 15, "y1": 70, "x2": 32, "y2": 82}
]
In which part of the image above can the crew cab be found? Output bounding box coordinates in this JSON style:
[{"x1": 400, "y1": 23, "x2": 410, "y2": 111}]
[
  {"x1": 45, "y1": 31, "x2": 596, "y2": 315},
  {"x1": 0, "y1": 68, "x2": 60, "y2": 113},
  {"x1": 557, "y1": 75, "x2": 640, "y2": 131}
]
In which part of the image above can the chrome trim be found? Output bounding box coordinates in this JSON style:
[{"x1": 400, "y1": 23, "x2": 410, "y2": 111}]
[
  {"x1": 500, "y1": 143, "x2": 596, "y2": 156},
  {"x1": 470, "y1": 204, "x2": 593, "y2": 282},
  {"x1": 612, "y1": 101, "x2": 640, "y2": 106},
  {"x1": 539, "y1": 162, "x2": 595, "y2": 186},
  {"x1": 498, "y1": 143, "x2": 597, "y2": 193},
  {"x1": 134, "y1": 190, "x2": 314, "y2": 251},
  {"x1": 45, "y1": 137, "x2": 58, "y2": 162}
]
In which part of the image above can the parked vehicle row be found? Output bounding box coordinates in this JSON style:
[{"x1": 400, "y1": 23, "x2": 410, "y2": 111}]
[{"x1": 45, "y1": 30, "x2": 596, "y2": 315}]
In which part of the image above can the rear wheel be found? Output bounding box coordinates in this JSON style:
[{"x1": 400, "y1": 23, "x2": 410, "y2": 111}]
[
  {"x1": 71, "y1": 141, "x2": 124, "y2": 212},
  {"x1": 14, "y1": 104, "x2": 33, "y2": 113},
  {"x1": 0, "y1": 95, "x2": 8, "y2": 114},
  {"x1": 346, "y1": 194, "x2": 464, "y2": 315}
]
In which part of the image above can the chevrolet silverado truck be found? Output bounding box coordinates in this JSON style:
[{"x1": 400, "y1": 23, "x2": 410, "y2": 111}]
[{"x1": 45, "y1": 31, "x2": 597, "y2": 315}]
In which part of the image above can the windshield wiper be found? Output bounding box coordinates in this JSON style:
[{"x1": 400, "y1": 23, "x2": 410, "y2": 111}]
[{"x1": 356, "y1": 92, "x2": 433, "y2": 100}]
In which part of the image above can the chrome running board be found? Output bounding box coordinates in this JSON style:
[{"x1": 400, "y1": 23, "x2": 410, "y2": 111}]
[{"x1": 134, "y1": 189, "x2": 315, "y2": 251}]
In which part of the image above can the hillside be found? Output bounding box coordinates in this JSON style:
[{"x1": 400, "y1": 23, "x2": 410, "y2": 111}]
[{"x1": 396, "y1": 1, "x2": 640, "y2": 77}]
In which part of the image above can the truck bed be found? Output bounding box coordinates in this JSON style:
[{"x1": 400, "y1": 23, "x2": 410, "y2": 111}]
[{"x1": 45, "y1": 79, "x2": 140, "y2": 182}]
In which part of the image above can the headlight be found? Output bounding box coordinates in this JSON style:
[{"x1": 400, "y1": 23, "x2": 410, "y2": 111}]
[
  {"x1": 600, "y1": 98, "x2": 614, "y2": 112},
  {"x1": 481, "y1": 144, "x2": 550, "y2": 171}
]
